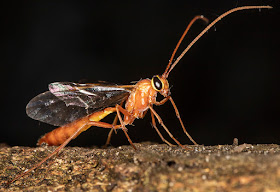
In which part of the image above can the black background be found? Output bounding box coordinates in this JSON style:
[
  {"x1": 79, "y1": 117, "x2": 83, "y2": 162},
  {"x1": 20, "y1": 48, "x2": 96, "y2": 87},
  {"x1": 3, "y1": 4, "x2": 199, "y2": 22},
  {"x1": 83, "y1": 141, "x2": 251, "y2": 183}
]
[{"x1": 2, "y1": 1, "x2": 280, "y2": 147}]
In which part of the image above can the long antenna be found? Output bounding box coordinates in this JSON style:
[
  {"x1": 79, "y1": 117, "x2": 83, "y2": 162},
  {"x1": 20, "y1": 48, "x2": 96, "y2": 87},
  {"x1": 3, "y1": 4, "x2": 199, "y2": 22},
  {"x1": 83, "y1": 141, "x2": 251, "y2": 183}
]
[
  {"x1": 163, "y1": 5, "x2": 272, "y2": 78},
  {"x1": 162, "y1": 15, "x2": 209, "y2": 78}
]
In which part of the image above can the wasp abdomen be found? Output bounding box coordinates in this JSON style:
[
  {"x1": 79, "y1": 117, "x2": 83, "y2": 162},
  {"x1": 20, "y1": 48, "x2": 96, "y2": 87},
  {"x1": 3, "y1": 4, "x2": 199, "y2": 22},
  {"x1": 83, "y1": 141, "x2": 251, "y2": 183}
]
[{"x1": 37, "y1": 116, "x2": 90, "y2": 146}]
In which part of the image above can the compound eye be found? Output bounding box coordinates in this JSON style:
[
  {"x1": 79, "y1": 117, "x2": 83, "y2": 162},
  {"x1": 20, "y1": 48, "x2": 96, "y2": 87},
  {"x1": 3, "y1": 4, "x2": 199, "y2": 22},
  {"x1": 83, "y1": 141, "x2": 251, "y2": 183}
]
[{"x1": 152, "y1": 76, "x2": 163, "y2": 91}]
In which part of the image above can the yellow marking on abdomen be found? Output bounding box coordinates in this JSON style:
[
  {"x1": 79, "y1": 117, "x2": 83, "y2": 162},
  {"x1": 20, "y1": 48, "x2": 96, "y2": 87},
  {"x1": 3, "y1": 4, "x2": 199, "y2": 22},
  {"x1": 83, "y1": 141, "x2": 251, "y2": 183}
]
[
  {"x1": 89, "y1": 109, "x2": 115, "y2": 122},
  {"x1": 80, "y1": 107, "x2": 116, "y2": 132}
]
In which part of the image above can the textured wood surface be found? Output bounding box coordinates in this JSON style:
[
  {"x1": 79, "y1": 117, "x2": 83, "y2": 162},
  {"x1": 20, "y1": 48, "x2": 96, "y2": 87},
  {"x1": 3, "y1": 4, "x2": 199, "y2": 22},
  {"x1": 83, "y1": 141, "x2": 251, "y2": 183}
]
[{"x1": 1, "y1": 143, "x2": 280, "y2": 191}]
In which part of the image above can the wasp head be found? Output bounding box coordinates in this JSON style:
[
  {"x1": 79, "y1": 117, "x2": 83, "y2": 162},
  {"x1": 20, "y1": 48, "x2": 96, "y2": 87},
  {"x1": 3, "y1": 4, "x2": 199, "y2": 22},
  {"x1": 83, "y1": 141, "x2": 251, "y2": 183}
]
[{"x1": 151, "y1": 75, "x2": 170, "y2": 97}]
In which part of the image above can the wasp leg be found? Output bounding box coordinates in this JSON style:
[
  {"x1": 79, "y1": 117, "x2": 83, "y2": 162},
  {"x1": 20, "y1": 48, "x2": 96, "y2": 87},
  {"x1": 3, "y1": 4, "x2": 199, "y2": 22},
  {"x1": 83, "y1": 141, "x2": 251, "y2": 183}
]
[
  {"x1": 89, "y1": 105, "x2": 136, "y2": 149},
  {"x1": 151, "y1": 111, "x2": 175, "y2": 147},
  {"x1": 104, "y1": 99, "x2": 126, "y2": 148},
  {"x1": 154, "y1": 96, "x2": 198, "y2": 145},
  {"x1": 8, "y1": 123, "x2": 88, "y2": 184},
  {"x1": 115, "y1": 104, "x2": 137, "y2": 150},
  {"x1": 13, "y1": 107, "x2": 134, "y2": 184},
  {"x1": 149, "y1": 105, "x2": 190, "y2": 150},
  {"x1": 154, "y1": 96, "x2": 170, "y2": 106},
  {"x1": 103, "y1": 115, "x2": 118, "y2": 148},
  {"x1": 168, "y1": 97, "x2": 198, "y2": 145}
]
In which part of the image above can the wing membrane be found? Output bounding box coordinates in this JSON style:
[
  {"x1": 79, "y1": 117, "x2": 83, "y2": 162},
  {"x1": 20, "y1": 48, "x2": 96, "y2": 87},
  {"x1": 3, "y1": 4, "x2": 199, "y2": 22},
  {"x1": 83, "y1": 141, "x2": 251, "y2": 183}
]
[
  {"x1": 26, "y1": 82, "x2": 134, "y2": 126},
  {"x1": 26, "y1": 91, "x2": 97, "y2": 126},
  {"x1": 49, "y1": 82, "x2": 132, "y2": 109}
]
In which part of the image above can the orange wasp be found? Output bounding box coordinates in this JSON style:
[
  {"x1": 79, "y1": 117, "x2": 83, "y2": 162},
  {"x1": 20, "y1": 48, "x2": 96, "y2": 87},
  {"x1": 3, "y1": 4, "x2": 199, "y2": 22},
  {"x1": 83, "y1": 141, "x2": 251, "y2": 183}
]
[{"x1": 10, "y1": 6, "x2": 272, "y2": 183}]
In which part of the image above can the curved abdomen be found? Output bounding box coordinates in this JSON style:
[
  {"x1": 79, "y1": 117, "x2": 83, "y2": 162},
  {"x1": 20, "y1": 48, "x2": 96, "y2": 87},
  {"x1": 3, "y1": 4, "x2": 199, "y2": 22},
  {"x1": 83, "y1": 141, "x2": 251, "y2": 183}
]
[
  {"x1": 37, "y1": 116, "x2": 90, "y2": 146},
  {"x1": 37, "y1": 108, "x2": 116, "y2": 146}
]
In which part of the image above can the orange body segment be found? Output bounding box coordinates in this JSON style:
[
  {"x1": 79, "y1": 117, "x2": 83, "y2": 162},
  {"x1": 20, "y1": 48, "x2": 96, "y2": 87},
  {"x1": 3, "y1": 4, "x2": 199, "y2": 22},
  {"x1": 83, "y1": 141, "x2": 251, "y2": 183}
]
[
  {"x1": 37, "y1": 116, "x2": 90, "y2": 146},
  {"x1": 38, "y1": 108, "x2": 116, "y2": 146},
  {"x1": 125, "y1": 79, "x2": 157, "y2": 122}
]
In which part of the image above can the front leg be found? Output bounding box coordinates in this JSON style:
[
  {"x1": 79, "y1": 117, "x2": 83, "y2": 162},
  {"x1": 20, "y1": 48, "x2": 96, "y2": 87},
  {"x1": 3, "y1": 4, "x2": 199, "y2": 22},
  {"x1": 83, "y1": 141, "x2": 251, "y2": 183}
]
[
  {"x1": 155, "y1": 96, "x2": 198, "y2": 145},
  {"x1": 149, "y1": 105, "x2": 190, "y2": 150},
  {"x1": 151, "y1": 110, "x2": 175, "y2": 147},
  {"x1": 169, "y1": 97, "x2": 198, "y2": 145},
  {"x1": 154, "y1": 96, "x2": 170, "y2": 106}
]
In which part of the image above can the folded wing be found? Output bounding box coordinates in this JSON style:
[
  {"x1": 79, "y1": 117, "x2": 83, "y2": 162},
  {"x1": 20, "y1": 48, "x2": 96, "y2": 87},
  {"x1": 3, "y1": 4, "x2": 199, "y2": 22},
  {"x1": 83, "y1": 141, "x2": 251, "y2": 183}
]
[{"x1": 26, "y1": 82, "x2": 133, "y2": 126}]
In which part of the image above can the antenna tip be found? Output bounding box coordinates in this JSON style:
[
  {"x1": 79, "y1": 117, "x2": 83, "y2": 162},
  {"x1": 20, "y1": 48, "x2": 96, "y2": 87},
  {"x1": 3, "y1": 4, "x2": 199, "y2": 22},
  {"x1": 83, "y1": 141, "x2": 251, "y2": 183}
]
[{"x1": 259, "y1": 5, "x2": 273, "y2": 9}]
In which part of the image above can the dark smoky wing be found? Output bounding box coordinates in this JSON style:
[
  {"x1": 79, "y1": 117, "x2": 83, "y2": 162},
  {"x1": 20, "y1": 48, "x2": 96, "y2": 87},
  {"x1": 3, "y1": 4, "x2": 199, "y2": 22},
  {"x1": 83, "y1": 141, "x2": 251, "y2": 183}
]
[
  {"x1": 26, "y1": 91, "x2": 98, "y2": 126},
  {"x1": 49, "y1": 82, "x2": 131, "y2": 109},
  {"x1": 26, "y1": 82, "x2": 132, "y2": 126}
]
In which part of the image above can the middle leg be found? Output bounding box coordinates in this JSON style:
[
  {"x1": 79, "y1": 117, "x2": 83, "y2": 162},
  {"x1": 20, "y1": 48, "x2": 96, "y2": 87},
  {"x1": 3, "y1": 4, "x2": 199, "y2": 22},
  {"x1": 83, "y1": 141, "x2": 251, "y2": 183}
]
[
  {"x1": 103, "y1": 114, "x2": 119, "y2": 148},
  {"x1": 115, "y1": 104, "x2": 137, "y2": 150}
]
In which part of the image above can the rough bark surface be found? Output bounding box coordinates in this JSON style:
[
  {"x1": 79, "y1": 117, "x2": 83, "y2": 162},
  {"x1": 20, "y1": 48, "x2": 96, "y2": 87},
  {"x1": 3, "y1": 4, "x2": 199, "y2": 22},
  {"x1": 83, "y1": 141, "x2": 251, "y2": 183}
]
[{"x1": 1, "y1": 142, "x2": 280, "y2": 191}]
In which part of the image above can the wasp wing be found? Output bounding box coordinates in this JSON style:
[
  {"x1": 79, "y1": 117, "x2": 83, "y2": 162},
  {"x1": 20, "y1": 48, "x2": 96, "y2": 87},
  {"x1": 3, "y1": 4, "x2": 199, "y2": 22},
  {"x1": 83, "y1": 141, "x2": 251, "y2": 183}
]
[
  {"x1": 26, "y1": 91, "x2": 97, "y2": 126},
  {"x1": 26, "y1": 82, "x2": 134, "y2": 126},
  {"x1": 48, "y1": 82, "x2": 132, "y2": 109}
]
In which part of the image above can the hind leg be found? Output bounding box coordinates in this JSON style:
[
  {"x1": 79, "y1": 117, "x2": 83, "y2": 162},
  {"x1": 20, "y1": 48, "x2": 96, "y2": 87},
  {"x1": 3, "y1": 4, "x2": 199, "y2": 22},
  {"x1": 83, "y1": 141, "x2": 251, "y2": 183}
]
[{"x1": 103, "y1": 114, "x2": 119, "y2": 148}]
